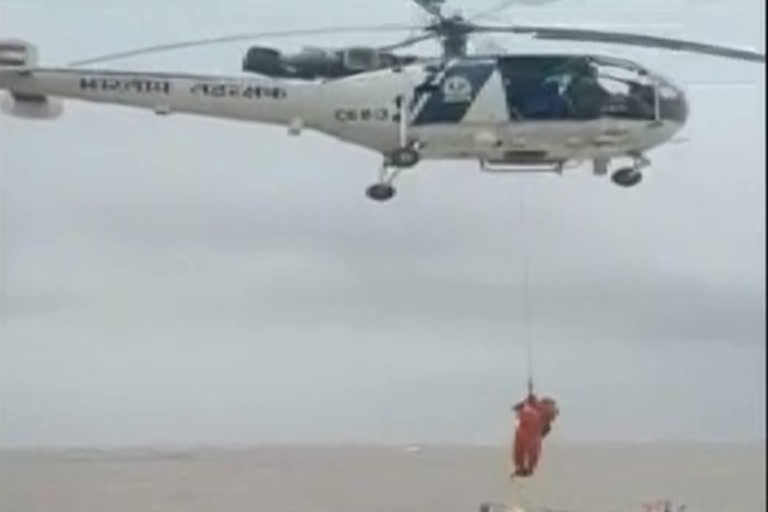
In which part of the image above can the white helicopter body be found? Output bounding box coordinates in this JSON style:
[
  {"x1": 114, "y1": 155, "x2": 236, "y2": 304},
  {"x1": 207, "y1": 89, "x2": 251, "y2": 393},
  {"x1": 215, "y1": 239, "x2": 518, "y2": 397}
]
[
  {"x1": 0, "y1": 0, "x2": 762, "y2": 201},
  {"x1": 1, "y1": 42, "x2": 692, "y2": 199}
]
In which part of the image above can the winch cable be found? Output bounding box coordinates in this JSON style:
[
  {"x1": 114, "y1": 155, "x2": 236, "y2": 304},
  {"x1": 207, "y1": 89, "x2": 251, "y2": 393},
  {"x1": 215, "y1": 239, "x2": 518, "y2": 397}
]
[{"x1": 518, "y1": 179, "x2": 535, "y2": 394}]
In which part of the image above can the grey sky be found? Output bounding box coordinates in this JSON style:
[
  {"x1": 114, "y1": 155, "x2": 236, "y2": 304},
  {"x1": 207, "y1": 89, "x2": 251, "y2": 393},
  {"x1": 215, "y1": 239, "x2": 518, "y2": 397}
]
[{"x1": 0, "y1": 0, "x2": 765, "y2": 448}]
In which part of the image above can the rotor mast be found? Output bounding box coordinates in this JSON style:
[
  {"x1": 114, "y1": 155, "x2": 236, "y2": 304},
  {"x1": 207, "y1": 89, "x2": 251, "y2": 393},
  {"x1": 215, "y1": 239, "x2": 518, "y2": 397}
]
[
  {"x1": 413, "y1": 0, "x2": 471, "y2": 58},
  {"x1": 432, "y1": 16, "x2": 472, "y2": 58}
]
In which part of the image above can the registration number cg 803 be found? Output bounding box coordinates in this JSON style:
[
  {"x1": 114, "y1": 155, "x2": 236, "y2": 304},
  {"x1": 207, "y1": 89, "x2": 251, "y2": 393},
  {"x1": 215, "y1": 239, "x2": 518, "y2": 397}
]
[{"x1": 334, "y1": 107, "x2": 391, "y2": 122}]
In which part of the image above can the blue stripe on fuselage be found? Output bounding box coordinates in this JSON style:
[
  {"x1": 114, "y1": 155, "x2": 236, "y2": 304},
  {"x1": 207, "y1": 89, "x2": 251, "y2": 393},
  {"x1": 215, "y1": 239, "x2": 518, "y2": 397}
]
[{"x1": 411, "y1": 61, "x2": 495, "y2": 126}]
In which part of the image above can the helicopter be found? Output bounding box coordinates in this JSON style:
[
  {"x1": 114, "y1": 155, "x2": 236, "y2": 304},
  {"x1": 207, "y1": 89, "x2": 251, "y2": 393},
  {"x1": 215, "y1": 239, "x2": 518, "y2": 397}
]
[{"x1": 0, "y1": 0, "x2": 764, "y2": 202}]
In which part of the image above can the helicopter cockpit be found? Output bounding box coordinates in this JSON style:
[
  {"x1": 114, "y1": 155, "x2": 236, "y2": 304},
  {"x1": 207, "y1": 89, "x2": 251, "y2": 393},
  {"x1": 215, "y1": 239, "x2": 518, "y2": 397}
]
[{"x1": 498, "y1": 55, "x2": 687, "y2": 124}]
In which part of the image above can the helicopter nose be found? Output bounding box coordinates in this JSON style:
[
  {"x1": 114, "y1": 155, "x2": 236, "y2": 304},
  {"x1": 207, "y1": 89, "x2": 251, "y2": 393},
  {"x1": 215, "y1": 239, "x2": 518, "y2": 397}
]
[{"x1": 658, "y1": 82, "x2": 689, "y2": 125}]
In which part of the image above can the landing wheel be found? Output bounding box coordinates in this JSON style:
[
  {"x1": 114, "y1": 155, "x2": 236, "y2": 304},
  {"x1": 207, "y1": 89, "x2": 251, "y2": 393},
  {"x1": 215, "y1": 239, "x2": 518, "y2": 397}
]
[
  {"x1": 367, "y1": 146, "x2": 420, "y2": 202},
  {"x1": 366, "y1": 183, "x2": 396, "y2": 201},
  {"x1": 389, "y1": 147, "x2": 420, "y2": 168},
  {"x1": 611, "y1": 167, "x2": 643, "y2": 187}
]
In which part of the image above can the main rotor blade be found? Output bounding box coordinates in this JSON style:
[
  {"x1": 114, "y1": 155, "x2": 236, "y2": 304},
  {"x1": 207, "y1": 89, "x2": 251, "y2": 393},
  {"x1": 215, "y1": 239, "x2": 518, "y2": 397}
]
[
  {"x1": 469, "y1": 0, "x2": 518, "y2": 21},
  {"x1": 379, "y1": 32, "x2": 438, "y2": 52},
  {"x1": 469, "y1": 0, "x2": 560, "y2": 21},
  {"x1": 68, "y1": 24, "x2": 418, "y2": 67},
  {"x1": 471, "y1": 24, "x2": 766, "y2": 62},
  {"x1": 411, "y1": 0, "x2": 445, "y2": 20}
]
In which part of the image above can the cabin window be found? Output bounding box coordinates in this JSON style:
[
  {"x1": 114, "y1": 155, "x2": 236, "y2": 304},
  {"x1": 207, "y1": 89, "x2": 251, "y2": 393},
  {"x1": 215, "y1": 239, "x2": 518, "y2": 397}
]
[{"x1": 499, "y1": 56, "x2": 661, "y2": 121}]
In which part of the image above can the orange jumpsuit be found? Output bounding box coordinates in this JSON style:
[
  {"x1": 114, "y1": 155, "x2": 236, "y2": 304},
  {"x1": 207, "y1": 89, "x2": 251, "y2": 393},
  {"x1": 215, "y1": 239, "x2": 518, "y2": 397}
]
[
  {"x1": 513, "y1": 400, "x2": 543, "y2": 476},
  {"x1": 511, "y1": 395, "x2": 559, "y2": 477}
]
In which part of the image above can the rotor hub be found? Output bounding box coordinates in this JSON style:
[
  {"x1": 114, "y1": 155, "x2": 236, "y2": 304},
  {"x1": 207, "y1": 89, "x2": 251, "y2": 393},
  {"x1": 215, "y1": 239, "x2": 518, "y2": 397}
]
[
  {"x1": 425, "y1": 15, "x2": 475, "y2": 58},
  {"x1": 426, "y1": 16, "x2": 474, "y2": 34}
]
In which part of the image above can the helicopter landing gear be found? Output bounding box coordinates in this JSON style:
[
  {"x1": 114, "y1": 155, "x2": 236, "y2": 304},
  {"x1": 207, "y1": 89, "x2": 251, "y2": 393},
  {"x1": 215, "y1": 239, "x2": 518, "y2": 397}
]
[
  {"x1": 611, "y1": 152, "x2": 649, "y2": 188},
  {"x1": 592, "y1": 158, "x2": 609, "y2": 176},
  {"x1": 365, "y1": 165, "x2": 401, "y2": 202},
  {"x1": 365, "y1": 92, "x2": 422, "y2": 202},
  {"x1": 365, "y1": 152, "x2": 418, "y2": 202},
  {"x1": 366, "y1": 182, "x2": 396, "y2": 201},
  {"x1": 612, "y1": 167, "x2": 643, "y2": 187},
  {"x1": 389, "y1": 92, "x2": 421, "y2": 169},
  {"x1": 389, "y1": 147, "x2": 420, "y2": 168}
]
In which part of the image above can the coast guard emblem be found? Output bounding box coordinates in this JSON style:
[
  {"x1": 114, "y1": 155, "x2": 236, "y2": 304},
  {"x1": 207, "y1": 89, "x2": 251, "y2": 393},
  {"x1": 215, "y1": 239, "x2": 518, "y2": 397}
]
[{"x1": 442, "y1": 75, "x2": 473, "y2": 103}]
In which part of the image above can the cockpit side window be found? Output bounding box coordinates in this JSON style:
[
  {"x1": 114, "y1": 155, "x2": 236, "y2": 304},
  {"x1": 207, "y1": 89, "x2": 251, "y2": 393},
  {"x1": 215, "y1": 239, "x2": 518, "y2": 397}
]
[
  {"x1": 499, "y1": 57, "x2": 574, "y2": 120},
  {"x1": 562, "y1": 59, "x2": 611, "y2": 119},
  {"x1": 499, "y1": 56, "x2": 611, "y2": 120},
  {"x1": 498, "y1": 56, "x2": 668, "y2": 121},
  {"x1": 591, "y1": 59, "x2": 658, "y2": 120}
]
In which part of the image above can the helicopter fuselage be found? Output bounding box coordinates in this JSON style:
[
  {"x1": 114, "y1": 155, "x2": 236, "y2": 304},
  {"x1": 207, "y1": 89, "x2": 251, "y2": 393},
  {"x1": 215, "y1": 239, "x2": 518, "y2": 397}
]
[
  {"x1": 316, "y1": 54, "x2": 688, "y2": 165},
  {"x1": 1, "y1": 52, "x2": 687, "y2": 169}
]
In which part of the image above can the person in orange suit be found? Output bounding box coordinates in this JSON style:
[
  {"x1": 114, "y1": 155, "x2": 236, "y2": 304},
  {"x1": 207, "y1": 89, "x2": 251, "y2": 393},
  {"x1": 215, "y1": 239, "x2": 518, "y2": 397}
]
[{"x1": 510, "y1": 382, "x2": 559, "y2": 478}]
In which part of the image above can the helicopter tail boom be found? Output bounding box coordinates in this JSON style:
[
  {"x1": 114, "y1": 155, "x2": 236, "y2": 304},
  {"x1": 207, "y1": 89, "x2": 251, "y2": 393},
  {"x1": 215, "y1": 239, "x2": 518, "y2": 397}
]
[
  {"x1": 0, "y1": 47, "x2": 317, "y2": 126},
  {"x1": 0, "y1": 39, "x2": 37, "y2": 67},
  {"x1": 0, "y1": 39, "x2": 63, "y2": 119}
]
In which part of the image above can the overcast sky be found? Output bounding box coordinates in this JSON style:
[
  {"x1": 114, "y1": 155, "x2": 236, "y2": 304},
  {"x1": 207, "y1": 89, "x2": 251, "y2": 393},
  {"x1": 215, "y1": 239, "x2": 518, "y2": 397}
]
[{"x1": 0, "y1": 0, "x2": 765, "y2": 448}]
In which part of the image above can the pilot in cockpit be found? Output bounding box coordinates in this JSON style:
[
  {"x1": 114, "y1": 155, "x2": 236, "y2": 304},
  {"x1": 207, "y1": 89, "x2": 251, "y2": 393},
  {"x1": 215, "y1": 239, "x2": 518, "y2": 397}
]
[{"x1": 563, "y1": 58, "x2": 610, "y2": 119}]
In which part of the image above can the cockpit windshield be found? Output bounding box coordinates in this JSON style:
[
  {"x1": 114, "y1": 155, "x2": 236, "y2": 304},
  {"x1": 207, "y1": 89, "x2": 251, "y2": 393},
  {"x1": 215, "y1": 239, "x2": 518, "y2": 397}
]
[{"x1": 498, "y1": 55, "x2": 685, "y2": 122}]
